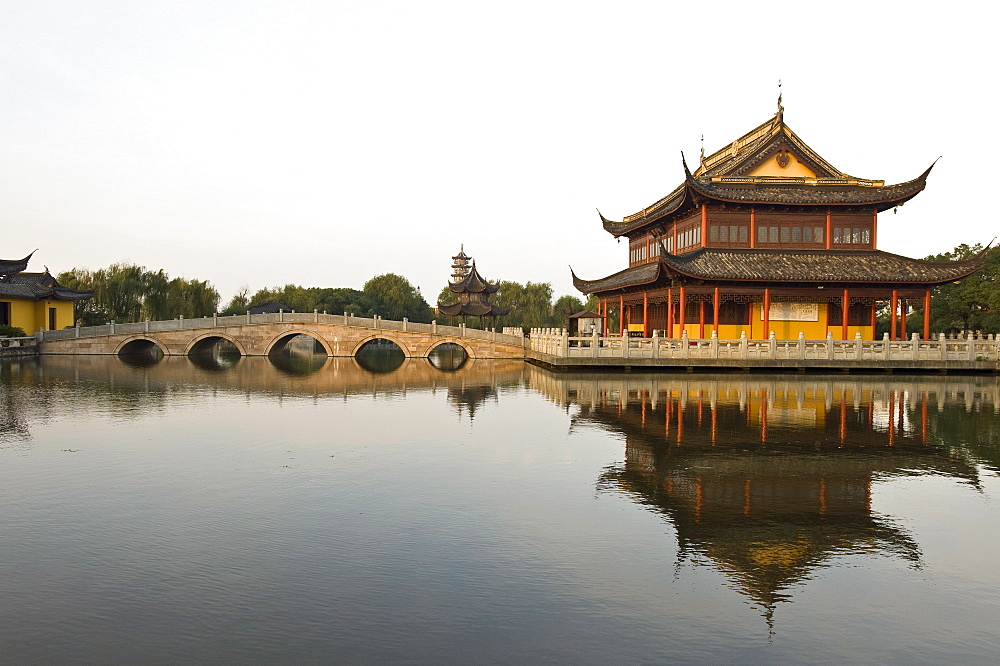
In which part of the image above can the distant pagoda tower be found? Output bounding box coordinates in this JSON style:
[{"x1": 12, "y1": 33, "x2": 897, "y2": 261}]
[
  {"x1": 438, "y1": 249, "x2": 509, "y2": 327},
  {"x1": 451, "y1": 245, "x2": 472, "y2": 283}
]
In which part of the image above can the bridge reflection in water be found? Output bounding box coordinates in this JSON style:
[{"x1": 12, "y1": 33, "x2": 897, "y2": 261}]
[{"x1": 533, "y1": 372, "x2": 1000, "y2": 623}]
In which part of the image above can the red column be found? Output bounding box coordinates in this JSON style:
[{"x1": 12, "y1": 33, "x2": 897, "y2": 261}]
[
  {"x1": 762, "y1": 288, "x2": 771, "y2": 339},
  {"x1": 923, "y1": 289, "x2": 931, "y2": 340},
  {"x1": 826, "y1": 211, "x2": 832, "y2": 249},
  {"x1": 679, "y1": 287, "x2": 686, "y2": 337},
  {"x1": 872, "y1": 208, "x2": 878, "y2": 249},
  {"x1": 643, "y1": 292, "x2": 649, "y2": 337},
  {"x1": 701, "y1": 204, "x2": 708, "y2": 247},
  {"x1": 602, "y1": 298, "x2": 608, "y2": 336},
  {"x1": 890, "y1": 290, "x2": 898, "y2": 341},
  {"x1": 667, "y1": 288, "x2": 674, "y2": 337},
  {"x1": 842, "y1": 289, "x2": 849, "y2": 341},
  {"x1": 619, "y1": 294, "x2": 624, "y2": 335},
  {"x1": 870, "y1": 302, "x2": 877, "y2": 339},
  {"x1": 900, "y1": 298, "x2": 908, "y2": 339},
  {"x1": 749, "y1": 209, "x2": 756, "y2": 249},
  {"x1": 713, "y1": 287, "x2": 720, "y2": 336},
  {"x1": 699, "y1": 301, "x2": 705, "y2": 339}
]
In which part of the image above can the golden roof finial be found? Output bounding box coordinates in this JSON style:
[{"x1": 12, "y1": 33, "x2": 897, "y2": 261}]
[
  {"x1": 699, "y1": 134, "x2": 705, "y2": 166},
  {"x1": 776, "y1": 79, "x2": 784, "y2": 121}
]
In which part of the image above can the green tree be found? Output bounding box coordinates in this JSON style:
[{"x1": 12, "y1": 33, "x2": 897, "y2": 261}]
[
  {"x1": 363, "y1": 274, "x2": 432, "y2": 322},
  {"x1": 552, "y1": 295, "x2": 585, "y2": 328},
  {"x1": 925, "y1": 244, "x2": 1000, "y2": 334},
  {"x1": 56, "y1": 264, "x2": 219, "y2": 324}
]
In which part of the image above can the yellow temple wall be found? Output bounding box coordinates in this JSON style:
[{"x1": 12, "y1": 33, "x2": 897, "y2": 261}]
[
  {"x1": 659, "y1": 302, "x2": 875, "y2": 341},
  {"x1": 1, "y1": 298, "x2": 74, "y2": 333}
]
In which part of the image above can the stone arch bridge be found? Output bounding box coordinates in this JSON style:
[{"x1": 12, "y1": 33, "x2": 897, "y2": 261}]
[{"x1": 37, "y1": 312, "x2": 527, "y2": 359}]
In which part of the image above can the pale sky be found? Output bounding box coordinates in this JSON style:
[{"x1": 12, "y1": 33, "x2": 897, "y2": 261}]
[{"x1": 1, "y1": 1, "x2": 995, "y2": 306}]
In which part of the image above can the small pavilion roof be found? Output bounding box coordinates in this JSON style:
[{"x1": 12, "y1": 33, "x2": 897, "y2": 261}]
[
  {"x1": 437, "y1": 301, "x2": 510, "y2": 317},
  {"x1": 568, "y1": 310, "x2": 603, "y2": 319},
  {"x1": 572, "y1": 248, "x2": 985, "y2": 294},
  {"x1": 247, "y1": 300, "x2": 292, "y2": 314}
]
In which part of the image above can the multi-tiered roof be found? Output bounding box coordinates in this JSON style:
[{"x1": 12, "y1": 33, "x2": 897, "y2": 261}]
[{"x1": 575, "y1": 106, "x2": 984, "y2": 295}]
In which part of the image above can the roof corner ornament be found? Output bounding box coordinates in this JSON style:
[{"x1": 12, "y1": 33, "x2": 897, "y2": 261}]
[{"x1": 699, "y1": 134, "x2": 706, "y2": 168}]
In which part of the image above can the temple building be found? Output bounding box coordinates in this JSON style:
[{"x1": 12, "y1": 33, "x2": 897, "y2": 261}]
[
  {"x1": 572, "y1": 102, "x2": 985, "y2": 340},
  {"x1": 0, "y1": 252, "x2": 93, "y2": 333},
  {"x1": 437, "y1": 248, "x2": 510, "y2": 326}
]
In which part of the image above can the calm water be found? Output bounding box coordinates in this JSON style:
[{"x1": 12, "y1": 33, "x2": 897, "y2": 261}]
[{"x1": 2, "y1": 352, "x2": 999, "y2": 663}]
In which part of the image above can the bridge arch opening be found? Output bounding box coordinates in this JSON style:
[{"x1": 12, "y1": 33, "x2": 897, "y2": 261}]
[
  {"x1": 268, "y1": 333, "x2": 329, "y2": 376},
  {"x1": 428, "y1": 342, "x2": 469, "y2": 371},
  {"x1": 187, "y1": 336, "x2": 243, "y2": 371},
  {"x1": 117, "y1": 338, "x2": 165, "y2": 366},
  {"x1": 355, "y1": 338, "x2": 405, "y2": 374}
]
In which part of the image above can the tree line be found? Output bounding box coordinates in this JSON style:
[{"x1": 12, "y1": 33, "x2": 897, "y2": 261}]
[{"x1": 56, "y1": 263, "x2": 598, "y2": 331}]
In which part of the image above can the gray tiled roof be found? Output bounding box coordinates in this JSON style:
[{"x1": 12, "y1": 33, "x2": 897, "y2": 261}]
[{"x1": 573, "y1": 248, "x2": 984, "y2": 294}]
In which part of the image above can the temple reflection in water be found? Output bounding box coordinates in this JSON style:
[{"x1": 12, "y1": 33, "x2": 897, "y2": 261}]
[{"x1": 533, "y1": 371, "x2": 999, "y2": 620}]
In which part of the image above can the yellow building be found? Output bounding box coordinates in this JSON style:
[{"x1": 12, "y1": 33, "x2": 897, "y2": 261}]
[{"x1": 0, "y1": 253, "x2": 93, "y2": 333}]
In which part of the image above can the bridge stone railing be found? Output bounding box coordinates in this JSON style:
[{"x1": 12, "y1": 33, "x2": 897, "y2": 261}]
[
  {"x1": 527, "y1": 329, "x2": 1000, "y2": 364},
  {"x1": 36, "y1": 313, "x2": 528, "y2": 348}
]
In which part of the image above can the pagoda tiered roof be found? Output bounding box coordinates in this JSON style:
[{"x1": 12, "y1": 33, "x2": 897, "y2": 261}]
[
  {"x1": 600, "y1": 111, "x2": 933, "y2": 238},
  {"x1": 437, "y1": 262, "x2": 510, "y2": 318}
]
